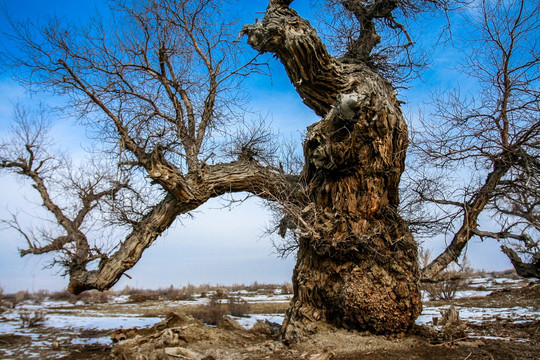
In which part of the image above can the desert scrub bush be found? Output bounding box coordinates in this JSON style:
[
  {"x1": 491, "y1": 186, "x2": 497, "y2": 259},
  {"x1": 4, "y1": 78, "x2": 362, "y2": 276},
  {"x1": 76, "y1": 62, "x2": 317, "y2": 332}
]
[
  {"x1": 118, "y1": 285, "x2": 138, "y2": 296},
  {"x1": 5, "y1": 290, "x2": 32, "y2": 308},
  {"x1": 228, "y1": 296, "x2": 251, "y2": 317},
  {"x1": 49, "y1": 290, "x2": 78, "y2": 303},
  {"x1": 423, "y1": 275, "x2": 466, "y2": 301},
  {"x1": 157, "y1": 285, "x2": 194, "y2": 301},
  {"x1": 491, "y1": 269, "x2": 520, "y2": 280},
  {"x1": 423, "y1": 268, "x2": 472, "y2": 300},
  {"x1": 31, "y1": 289, "x2": 49, "y2": 304},
  {"x1": 189, "y1": 296, "x2": 227, "y2": 325},
  {"x1": 214, "y1": 288, "x2": 228, "y2": 299},
  {"x1": 20, "y1": 310, "x2": 46, "y2": 327},
  {"x1": 128, "y1": 293, "x2": 160, "y2": 303},
  {"x1": 280, "y1": 282, "x2": 293, "y2": 295},
  {"x1": 420, "y1": 249, "x2": 472, "y2": 300},
  {"x1": 78, "y1": 290, "x2": 111, "y2": 304},
  {"x1": 188, "y1": 294, "x2": 251, "y2": 325}
]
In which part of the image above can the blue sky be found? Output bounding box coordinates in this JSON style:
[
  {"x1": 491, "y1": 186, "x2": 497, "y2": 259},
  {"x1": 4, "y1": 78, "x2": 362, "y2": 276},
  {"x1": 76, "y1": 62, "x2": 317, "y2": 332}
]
[{"x1": 0, "y1": 0, "x2": 513, "y2": 293}]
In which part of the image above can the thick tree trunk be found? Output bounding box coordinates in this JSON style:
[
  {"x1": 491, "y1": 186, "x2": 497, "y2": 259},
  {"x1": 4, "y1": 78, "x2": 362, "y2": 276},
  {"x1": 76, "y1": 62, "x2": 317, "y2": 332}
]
[
  {"x1": 243, "y1": 0, "x2": 421, "y2": 338},
  {"x1": 280, "y1": 88, "x2": 421, "y2": 338}
]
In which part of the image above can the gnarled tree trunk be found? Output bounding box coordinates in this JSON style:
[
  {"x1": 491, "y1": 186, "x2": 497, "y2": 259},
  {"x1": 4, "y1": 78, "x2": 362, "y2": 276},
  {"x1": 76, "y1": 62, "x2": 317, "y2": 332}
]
[{"x1": 243, "y1": 0, "x2": 421, "y2": 338}]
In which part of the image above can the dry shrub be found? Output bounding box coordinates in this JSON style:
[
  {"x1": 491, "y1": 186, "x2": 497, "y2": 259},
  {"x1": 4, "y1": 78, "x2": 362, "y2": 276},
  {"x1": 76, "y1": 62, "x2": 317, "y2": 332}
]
[
  {"x1": 49, "y1": 290, "x2": 77, "y2": 303},
  {"x1": 280, "y1": 282, "x2": 293, "y2": 295},
  {"x1": 423, "y1": 268, "x2": 471, "y2": 301},
  {"x1": 4, "y1": 290, "x2": 32, "y2": 308},
  {"x1": 128, "y1": 293, "x2": 160, "y2": 303},
  {"x1": 31, "y1": 289, "x2": 49, "y2": 304},
  {"x1": 157, "y1": 285, "x2": 194, "y2": 301},
  {"x1": 214, "y1": 288, "x2": 228, "y2": 299},
  {"x1": 78, "y1": 290, "x2": 111, "y2": 304},
  {"x1": 188, "y1": 294, "x2": 251, "y2": 325},
  {"x1": 491, "y1": 269, "x2": 520, "y2": 279},
  {"x1": 118, "y1": 285, "x2": 137, "y2": 296},
  {"x1": 20, "y1": 310, "x2": 46, "y2": 327},
  {"x1": 189, "y1": 296, "x2": 227, "y2": 325},
  {"x1": 424, "y1": 279, "x2": 461, "y2": 301},
  {"x1": 49, "y1": 289, "x2": 110, "y2": 304},
  {"x1": 15, "y1": 290, "x2": 31, "y2": 304},
  {"x1": 228, "y1": 296, "x2": 251, "y2": 317},
  {"x1": 420, "y1": 250, "x2": 472, "y2": 301},
  {"x1": 245, "y1": 281, "x2": 281, "y2": 295},
  {"x1": 167, "y1": 292, "x2": 194, "y2": 301}
]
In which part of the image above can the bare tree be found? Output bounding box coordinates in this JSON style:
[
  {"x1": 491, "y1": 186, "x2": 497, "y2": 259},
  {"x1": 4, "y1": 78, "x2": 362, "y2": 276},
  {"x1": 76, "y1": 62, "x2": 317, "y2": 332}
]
[
  {"x1": 242, "y1": 0, "x2": 458, "y2": 338},
  {"x1": 2, "y1": 0, "x2": 289, "y2": 294},
  {"x1": 0, "y1": 105, "x2": 132, "y2": 278},
  {"x1": 405, "y1": 0, "x2": 540, "y2": 279},
  {"x1": 1, "y1": 0, "x2": 456, "y2": 339}
]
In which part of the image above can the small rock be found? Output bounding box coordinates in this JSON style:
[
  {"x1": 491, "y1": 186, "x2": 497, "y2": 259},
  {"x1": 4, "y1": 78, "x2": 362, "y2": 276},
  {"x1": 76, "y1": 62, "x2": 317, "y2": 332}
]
[
  {"x1": 310, "y1": 349, "x2": 335, "y2": 360},
  {"x1": 218, "y1": 316, "x2": 245, "y2": 331},
  {"x1": 164, "y1": 347, "x2": 206, "y2": 359}
]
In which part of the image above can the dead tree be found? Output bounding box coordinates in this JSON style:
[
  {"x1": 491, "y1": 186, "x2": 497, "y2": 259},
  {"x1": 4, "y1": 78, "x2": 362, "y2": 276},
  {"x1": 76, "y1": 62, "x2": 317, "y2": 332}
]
[
  {"x1": 2, "y1": 0, "x2": 289, "y2": 294},
  {"x1": 405, "y1": 0, "x2": 540, "y2": 279},
  {"x1": 1, "y1": 0, "x2": 455, "y2": 338},
  {"x1": 239, "y1": 0, "x2": 461, "y2": 337}
]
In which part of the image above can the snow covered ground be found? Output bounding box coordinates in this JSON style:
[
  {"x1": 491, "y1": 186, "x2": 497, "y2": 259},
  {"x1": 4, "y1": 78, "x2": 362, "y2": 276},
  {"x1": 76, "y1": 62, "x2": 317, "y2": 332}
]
[{"x1": 0, "y1": 276, "x2": 538, "y2": 359}]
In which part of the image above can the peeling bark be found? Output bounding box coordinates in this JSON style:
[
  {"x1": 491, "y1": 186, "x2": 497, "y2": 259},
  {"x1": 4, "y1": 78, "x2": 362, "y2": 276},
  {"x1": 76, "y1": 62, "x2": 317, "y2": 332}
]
[{"x1": 243, "y1": 1, "x2": 421, "y2": 337}]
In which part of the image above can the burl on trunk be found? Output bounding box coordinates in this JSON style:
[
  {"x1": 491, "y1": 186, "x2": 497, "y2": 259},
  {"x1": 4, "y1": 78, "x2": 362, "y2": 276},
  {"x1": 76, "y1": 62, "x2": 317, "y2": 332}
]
[{"x1": 243, "y1": 0, "x2": 422, "y2": 338}]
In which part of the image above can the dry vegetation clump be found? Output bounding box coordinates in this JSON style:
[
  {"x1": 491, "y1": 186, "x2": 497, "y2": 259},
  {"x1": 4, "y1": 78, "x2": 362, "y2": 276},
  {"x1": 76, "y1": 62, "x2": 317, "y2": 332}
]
[
  {"x1": 155, "y1": 285, "x2": 195, "y2": 301},
  {"x1": 48, "y1": 289, "x2": 77, "y2": 302},
  {"x1": 2, "y1": 290, "x2": 32, "y2": 308},
  {"x1": 187, "y1": 294, "x2": 251, "y2": 325},
  {"x1": 489, "y1": 269, "x2": 520, "y2": 280},
  {"x1": 78, "y1": 290, "x2": 112, "y2": 304},
  {"x1": 423, "y1": 273, "x2": 469, "y2": 301},
  {"x1": 121, "y1": 285, "x2": 197, "y2": 302},
  {"x1": 118, "y1": 282, "x2": 293, "y2": 303},
  {"x1": 48, "y1": 289, "x2": 111, "y2": 304},
  {"x1": 420, "y1": 250, "x2": 473, "y2": 301},
  {"x1": 228, "y1": 296, "x2": 251, "y2": 317},
  {"x1": 19, "y1": 310, "x2": 46, "y2": 327},
  {"x1": 128, "y1": 293, "x2": 160, "y2": 303}
]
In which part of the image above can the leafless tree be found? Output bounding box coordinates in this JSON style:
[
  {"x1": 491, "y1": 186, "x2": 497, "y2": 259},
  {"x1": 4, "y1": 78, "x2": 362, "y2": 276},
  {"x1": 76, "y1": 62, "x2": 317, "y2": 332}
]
[
  {"x1": 1, "y1": 0, "x2": 288, "y2": 294},
  {"x1": 1, "y1": 0, "x2": 456, "y2": 339},
  {"x1": 0, "y1": 105, "x2": 133, "y2": 277},
  {"x1": 242, "y1": 0, "x2": 458, "y2": 337},
  {"x1": 405, "y1": 0, "x2": 540, "y2": 279}
]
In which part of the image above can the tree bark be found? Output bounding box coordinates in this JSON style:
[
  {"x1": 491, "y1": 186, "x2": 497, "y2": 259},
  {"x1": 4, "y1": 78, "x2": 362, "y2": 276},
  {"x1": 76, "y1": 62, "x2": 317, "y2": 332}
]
[
  {"x1": 501, "y1": 245, "x2": 540, "y2": 279},
  {"x1": 243, "y1": 1, "x2": 421, "y2": 338}
]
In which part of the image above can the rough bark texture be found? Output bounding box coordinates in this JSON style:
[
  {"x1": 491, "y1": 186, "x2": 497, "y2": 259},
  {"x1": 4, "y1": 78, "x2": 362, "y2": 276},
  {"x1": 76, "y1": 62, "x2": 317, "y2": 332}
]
[
  {"x1": 243, "y1": 0, "x2": 421, "y2": 338},
  {"x1": 501, "y1": 245, "x2": 540, "y2": 279}
]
